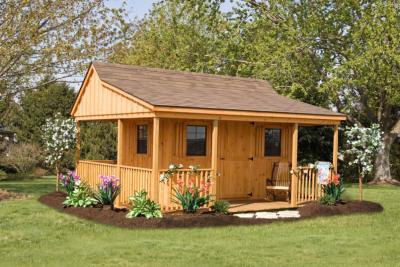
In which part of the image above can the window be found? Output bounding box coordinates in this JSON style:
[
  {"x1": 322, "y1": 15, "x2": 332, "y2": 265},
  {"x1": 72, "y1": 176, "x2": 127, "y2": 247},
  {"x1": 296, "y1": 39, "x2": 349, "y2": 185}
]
[
  {"x1": 137, "y1": 125, "x2": 148, "y2": 154},
  {"x1": 264, "y1": 128, "x2": 281, "y2": 157},
  {"x1": 186, "y1": 125, "x2": 207, "y2": 156}
]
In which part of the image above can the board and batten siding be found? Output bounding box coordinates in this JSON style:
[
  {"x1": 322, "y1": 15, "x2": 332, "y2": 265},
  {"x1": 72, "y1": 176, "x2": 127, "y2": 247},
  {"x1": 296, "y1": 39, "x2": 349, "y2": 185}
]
[{"x1": 73, "y1": 68, "x2": 151, "y2": 118}]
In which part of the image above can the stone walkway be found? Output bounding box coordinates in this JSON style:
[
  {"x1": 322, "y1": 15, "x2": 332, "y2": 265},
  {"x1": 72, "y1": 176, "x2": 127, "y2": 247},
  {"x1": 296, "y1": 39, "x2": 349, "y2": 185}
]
[{"x1": 233, "y1": 210, "x2": 300, "y2": 219}]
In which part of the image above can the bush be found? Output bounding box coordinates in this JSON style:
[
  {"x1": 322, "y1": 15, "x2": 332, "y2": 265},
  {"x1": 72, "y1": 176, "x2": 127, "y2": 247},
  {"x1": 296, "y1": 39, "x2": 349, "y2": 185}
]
[
  {"x1": 320, "y1": 174, "x2": 345, "y2": 205},
  {"x1": 126, "y1": 190, "x2": 162, "y2": 219},
  {"x1": 0, "y1": 170, "x2": 6, "y2": 180},
  {"x1": 63, "y1": 181, "x2": 98, "y2": 208},
  {"x1": 59, "y1": 170, "x2": 80, "y2": 195},
  {"x1": 0, "y1": 143, "x2": 43, "y2": 173},
  {"x1": 173, "y1": 177, "x2": 212, "y2": 213},
  {"x1": 32, "y1": 168, "x2": 48, "y2": 177},
  {"x1": 211, "y1": 200, "x2": 230, "y2": 214},
  {"x1": 94, "y1": 175, "x2": 120, "y2": 209}
]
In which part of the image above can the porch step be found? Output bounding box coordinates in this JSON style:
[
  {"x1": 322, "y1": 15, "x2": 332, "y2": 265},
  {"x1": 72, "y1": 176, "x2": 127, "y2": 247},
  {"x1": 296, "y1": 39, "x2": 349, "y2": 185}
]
[{"x1": 233, "y1": 210, "x2": 300, "y2": 219}]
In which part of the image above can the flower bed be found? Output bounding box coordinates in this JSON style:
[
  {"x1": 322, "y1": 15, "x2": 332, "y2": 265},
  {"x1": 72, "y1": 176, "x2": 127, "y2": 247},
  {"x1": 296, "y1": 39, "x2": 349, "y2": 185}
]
[{"x1": 39, "y1": 192, "x2": 383, "y2": 229}]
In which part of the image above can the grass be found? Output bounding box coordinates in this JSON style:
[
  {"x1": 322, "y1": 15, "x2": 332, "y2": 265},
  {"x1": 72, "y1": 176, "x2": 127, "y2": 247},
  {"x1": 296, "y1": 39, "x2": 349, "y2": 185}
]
[{"x1": 0, "y1": 176, "x2": 399, "y2": 267}]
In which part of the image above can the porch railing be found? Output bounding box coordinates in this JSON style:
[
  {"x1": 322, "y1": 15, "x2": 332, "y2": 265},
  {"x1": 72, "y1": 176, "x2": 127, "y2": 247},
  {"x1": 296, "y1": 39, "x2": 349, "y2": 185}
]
[
  {"x1": 293, "y1": 166, "x2": 335, "y2": 204},
  {"x1": 77, "y1": 160, "x2": 118, "y2": 188},
  {"x1": 76, "y1": 161, "x2": 214, "y2": 210},
  {"x1": 119, "y1": 165, "x2": 153, "y2": 205},
  {"x1": 76, "y1": 161, "x2": 152, "y2": 207},
  {"x1": 158, "y1": 168, "x2": 213, "y2": 211}
]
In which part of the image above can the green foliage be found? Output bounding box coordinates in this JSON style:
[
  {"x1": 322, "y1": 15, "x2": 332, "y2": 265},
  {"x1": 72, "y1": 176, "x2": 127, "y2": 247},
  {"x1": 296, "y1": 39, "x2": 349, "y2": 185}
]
[
  {"x1": 59, "y1": 171, "x2": 80, "y2": 195},
  {"x1": 63, "y1": 181, "x2": 98, "y2": 208},
  {"x1": 80, "y1": 121, "x2": 117, "y2": 161},
  {"x1": 211, "y1": 200, "x2": 230, "y2": 214},
  {"x1": 319, "y1": 195, "x2": 337, "y2": 206},
  {"x1": 173, "y1": 179, "x2": 212, "y2": 213},
  {"x1": 126, "y1": 190, "x2": 162, "y2": 219},
  {"x1": 94, "y1": 175, "x2": 121, "y2": 208},
  {"x1": 15, "y1": 82, "x2": 76, "y2": 145}
]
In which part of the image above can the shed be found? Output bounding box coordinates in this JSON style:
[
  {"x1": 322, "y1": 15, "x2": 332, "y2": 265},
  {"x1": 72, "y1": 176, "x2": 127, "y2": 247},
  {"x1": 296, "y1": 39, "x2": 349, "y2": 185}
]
[{"x1": 71, "y1": 62, "x2": 346, "y2": 211}]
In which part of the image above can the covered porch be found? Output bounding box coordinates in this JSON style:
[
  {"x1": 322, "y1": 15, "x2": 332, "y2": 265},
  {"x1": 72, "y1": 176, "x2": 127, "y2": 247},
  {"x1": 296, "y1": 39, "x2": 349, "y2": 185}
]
[{"x1": 75, "y1": 116, "x2": 339, "y2": 211}]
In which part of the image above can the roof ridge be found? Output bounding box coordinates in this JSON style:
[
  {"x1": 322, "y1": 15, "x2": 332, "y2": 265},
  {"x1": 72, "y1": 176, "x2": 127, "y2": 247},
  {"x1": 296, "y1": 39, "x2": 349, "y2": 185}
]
[{"x1": 93, "y1": 61, "x2": 271, "y2": 84}]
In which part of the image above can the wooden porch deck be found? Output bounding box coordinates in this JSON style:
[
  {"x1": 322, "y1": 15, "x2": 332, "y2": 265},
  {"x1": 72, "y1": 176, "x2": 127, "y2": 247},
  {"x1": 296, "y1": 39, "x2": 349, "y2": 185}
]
[{"x1": 227, "y1": 199, "x2": 297, "y2": 213}]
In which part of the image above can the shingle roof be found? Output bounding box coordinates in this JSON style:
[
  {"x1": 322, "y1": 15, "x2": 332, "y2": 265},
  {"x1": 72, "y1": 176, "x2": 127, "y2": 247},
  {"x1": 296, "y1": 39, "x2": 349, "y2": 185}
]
[{"x1": 92, "y1": 61, "x2": 343, "y2": 117}]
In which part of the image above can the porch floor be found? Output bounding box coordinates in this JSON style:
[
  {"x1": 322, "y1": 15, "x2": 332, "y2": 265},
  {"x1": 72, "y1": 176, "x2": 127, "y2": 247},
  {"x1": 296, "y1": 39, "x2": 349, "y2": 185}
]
[{"x1": 227, "y1": 199, "x2": 297, "y2": 213}]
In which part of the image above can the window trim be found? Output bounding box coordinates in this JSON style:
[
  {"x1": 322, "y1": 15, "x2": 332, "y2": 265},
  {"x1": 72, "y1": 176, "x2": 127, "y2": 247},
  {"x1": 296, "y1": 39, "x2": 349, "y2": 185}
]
[
  {"x1": 264, "y1": 128, "x2": 282, "y2": 157},
  {"x1": 185, "y1": 124, "x2": 207, "y2": 157},
  {"x1": 136, "y1": 124, "x2": 148, "y2": 155}
]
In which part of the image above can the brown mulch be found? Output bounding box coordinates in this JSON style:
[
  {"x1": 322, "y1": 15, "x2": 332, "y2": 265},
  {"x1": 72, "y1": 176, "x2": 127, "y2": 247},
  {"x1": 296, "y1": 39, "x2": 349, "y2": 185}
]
[
  {"x1": 39, "y1": 192, "x2": 383, "y2": 229},
  {"x1": 0, "y1": 189, "x2": 27, "y2": 201},
  {"x1": 298, "y1": 200, "x2": 383, "y2": 219}
]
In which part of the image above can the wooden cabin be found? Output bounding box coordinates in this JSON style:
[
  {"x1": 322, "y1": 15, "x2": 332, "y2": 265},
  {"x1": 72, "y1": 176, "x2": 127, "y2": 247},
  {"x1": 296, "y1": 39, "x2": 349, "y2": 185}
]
[{"x1": 71, "y1": 62, "x2": 346, "y2": 211}]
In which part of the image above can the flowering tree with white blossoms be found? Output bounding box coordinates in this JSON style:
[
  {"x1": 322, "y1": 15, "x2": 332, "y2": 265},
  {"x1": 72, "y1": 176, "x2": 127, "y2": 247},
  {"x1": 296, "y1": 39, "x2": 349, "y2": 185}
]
[
  {"x1": 345, "y1": 124, "x2": 382, "y2": 200},
  {"x1": 42, "y1": 113, "x2": 77, "y2": 191}
]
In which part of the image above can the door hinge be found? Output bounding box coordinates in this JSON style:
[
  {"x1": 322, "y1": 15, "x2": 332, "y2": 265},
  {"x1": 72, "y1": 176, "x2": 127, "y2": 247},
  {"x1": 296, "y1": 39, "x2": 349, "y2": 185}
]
[{"x1": 248, "y1": 192, "x2": 253, "y2": 197}]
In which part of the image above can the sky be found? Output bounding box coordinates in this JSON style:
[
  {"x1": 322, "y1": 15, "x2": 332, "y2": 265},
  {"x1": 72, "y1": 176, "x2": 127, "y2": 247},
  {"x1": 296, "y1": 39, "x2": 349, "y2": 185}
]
[{"x1": 106, "y1": 0, "x2": 234, "y2": 21}]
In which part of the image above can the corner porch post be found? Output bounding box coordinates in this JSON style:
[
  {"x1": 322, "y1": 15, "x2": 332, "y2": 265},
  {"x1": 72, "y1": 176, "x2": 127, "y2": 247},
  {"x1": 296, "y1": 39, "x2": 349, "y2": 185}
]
[
  {"x1": 333, "y1": 124, "x2": 339, "y2": 173},
  {"x1": 116, "y1": 119, "x2": 124, "y2": 207},
  {"x1": 290, "y1": 123, "x2": 298, "y2": 207},
  {"x1": 152, "y1": 117, "x2": 160, "y2": 202},
  {"x1": 75, "y1": 120, "x2": 81, "y2": 174},
  {"x1": 211, "y1": 119, "x2": 219, "y2": 198}
]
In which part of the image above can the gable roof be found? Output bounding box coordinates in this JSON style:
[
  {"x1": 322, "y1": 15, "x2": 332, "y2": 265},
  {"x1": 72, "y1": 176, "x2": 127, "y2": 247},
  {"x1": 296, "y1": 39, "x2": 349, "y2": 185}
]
[{"x1": 89, "y1": 61, "x2": 343, "y2": 117}]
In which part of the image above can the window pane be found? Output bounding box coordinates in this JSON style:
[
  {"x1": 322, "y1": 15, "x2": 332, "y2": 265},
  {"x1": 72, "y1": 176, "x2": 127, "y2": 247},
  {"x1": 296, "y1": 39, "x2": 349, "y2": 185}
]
[
  {"x1": 186, "y1": 125, "x2": 206, "y2": 156},
  {"x1": 137, "y1": 125, "x2": 148, "y2": 154},
  {"x1": 265, "y1": 128, "x2": 281, "y2": 156}
]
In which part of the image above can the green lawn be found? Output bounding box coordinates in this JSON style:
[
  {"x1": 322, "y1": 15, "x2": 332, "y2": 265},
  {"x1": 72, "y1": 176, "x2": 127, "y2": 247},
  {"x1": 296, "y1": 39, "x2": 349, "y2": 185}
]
[{"x1": 0, "y1": 176, "x2": 399, "y2": 267}]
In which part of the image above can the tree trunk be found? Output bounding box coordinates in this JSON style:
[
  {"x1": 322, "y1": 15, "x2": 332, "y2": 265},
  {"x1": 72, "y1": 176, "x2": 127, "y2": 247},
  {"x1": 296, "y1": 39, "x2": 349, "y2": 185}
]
[
  {"x1": 358, "y1": 164, "x2": 363, "y2": 201},
  {"x1": 56, "y1": 164, "x2": 60, "y2": 192},
  {"x1": 370, "y1": 132, "x2": 399, "y2": 185}
]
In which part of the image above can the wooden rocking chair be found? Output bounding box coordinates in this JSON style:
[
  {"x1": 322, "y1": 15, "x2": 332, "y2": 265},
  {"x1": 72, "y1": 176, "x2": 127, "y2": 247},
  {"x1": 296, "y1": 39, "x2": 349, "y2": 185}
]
[{"x1": 266, "y1": 161, "x2": 291, "y2": 201}]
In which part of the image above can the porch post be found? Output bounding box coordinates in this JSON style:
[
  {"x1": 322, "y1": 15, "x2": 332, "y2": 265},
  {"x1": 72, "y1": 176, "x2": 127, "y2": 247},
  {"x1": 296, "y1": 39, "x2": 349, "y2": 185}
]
[
  {"x1": 116, "y1": 119, "x2": 124, "y2": 207},
  {"x1": 290, "y1": 123, "x2": 298, "y2": 207},
  {"x1": 152, "y1": 117, "x2": 160, "y2": 202},
  {"x1": 211, "y1": 119, "x2": 219, "y2": 198},
  {"x1": 333, "y1": 124, "x2": 339, "y2": 173},
  {"x1": 76, "y1": 120, "x2": 81, "y2": 162}
]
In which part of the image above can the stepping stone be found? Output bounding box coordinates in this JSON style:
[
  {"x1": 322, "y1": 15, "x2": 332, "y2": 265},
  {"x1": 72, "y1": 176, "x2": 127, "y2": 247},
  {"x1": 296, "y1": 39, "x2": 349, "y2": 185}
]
[
  {"x1": 233, "y1": 213, "x2": 255, "y2": 219},
  {"x1": 277, "y1": 210, "x2": 300, "y2": 218},
  {"x1": 255, "y1": 212, "x2": 278, "y2": 219}
]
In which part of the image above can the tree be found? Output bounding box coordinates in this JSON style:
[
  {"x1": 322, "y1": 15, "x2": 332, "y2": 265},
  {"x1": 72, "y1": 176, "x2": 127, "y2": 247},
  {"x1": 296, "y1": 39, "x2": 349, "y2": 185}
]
[
  {"x1": 110, "y1": 0, "x2": 228, "y2": 73},
  {"x1": 13, "y1": 80, "x2": 76, "y2": 145},
  {"x1": 345, "y1": 124, "x2": 383, "y2": 200},
  {"x1": 319, "y1": 2, "x2": 400, "y2": 184},
  {"x1": 0, "y1": 0, "x2": 129, "y2": 99},
  {"x1": 42, "y1": 113, "x2": 76, "y2": 191},
  {"x1": 80, "y1": 122, "x2": 117, "y2": 161}
]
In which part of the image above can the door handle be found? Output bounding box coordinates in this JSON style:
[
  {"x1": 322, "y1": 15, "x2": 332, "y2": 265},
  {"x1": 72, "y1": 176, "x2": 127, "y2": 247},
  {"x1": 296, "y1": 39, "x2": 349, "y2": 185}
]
[
  {"x1": 248, "y1": 157, "x2": 254, "y2": 161},
  {"x1": 220, "y1": 157, "x2": 225, "y2": 160}
]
